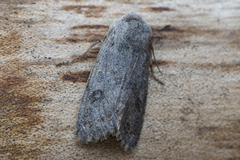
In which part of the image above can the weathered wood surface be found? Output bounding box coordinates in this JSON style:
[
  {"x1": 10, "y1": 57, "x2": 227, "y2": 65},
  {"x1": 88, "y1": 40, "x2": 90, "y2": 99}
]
[{"x1": 0, "y1": 0, "x2": 239, "y2": 159}]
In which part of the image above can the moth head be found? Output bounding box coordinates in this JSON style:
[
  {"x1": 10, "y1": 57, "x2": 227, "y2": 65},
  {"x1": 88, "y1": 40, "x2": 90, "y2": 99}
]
[{"x1": 121, "y1": 12, "x2": 144, "y2": 23}]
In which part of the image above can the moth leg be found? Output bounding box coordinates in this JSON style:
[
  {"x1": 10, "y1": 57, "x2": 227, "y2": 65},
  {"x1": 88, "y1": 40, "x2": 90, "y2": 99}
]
[
  {"x1": 149, "y1": 40, "x2": 164, "y2": 85},
  {"x1": 81, "y1": 40, "x2": 103, "y2": 59},
  {"x1": 150, "y1": 72, "x2": 164, "y2": 85},
  {"x1": 55, "y1": 39, "x2": 103, "y2": 67},
  {"x1": 150, "y1": 59, "x2": 164, "y2": 85},
  {"x1": 150, "y1": 40, "x2": 162, "y2": 75}
]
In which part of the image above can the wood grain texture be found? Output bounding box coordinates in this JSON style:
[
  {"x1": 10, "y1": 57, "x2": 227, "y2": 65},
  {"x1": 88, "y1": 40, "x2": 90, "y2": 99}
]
[{"x1": 0, "y1": 0, "x2": 239, "y2": 159}]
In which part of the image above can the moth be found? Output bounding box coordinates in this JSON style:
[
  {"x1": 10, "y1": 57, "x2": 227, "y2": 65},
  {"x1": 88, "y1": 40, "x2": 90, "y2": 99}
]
[{"x1": 77, "y1": 12, "x2": 163, "y2": 151}]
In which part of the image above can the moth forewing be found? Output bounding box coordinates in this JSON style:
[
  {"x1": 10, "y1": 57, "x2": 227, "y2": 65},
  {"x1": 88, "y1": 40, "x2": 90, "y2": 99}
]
[{"x1": 77, "y1": 12, "x2": 158, "y2": 150}]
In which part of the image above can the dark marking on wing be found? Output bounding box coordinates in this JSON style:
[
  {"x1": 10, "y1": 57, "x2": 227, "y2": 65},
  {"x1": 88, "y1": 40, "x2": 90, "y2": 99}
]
[
  {"x1": 96, "y1": 71, "x2": 104, "y2": 82},
  {"x1": 89, "y1": 90, "x2": 104, "y2": 104}
]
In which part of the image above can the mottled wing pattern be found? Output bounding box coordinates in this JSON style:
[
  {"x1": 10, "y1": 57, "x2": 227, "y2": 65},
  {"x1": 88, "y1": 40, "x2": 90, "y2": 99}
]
[
  {"x1": 77, "y1": 12, "x2": 152, "y2": 150},
  {"x1": 117, "y1": 50, "x2": 150, "y2": 150},
  {"x1": 77, "y1": 28, "x2": 121, "y2": 143}
]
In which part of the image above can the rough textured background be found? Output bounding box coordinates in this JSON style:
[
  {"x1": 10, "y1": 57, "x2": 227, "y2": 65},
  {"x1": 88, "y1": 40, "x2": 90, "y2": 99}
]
[{"x1": 0, "y1": 0, "x2": 239, "y2": 159}]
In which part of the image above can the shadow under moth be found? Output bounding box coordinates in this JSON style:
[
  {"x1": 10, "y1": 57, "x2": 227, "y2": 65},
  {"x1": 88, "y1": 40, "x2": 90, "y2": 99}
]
[{"x1": 76, "y1": 12, "x2": 163, "y2": 151}]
